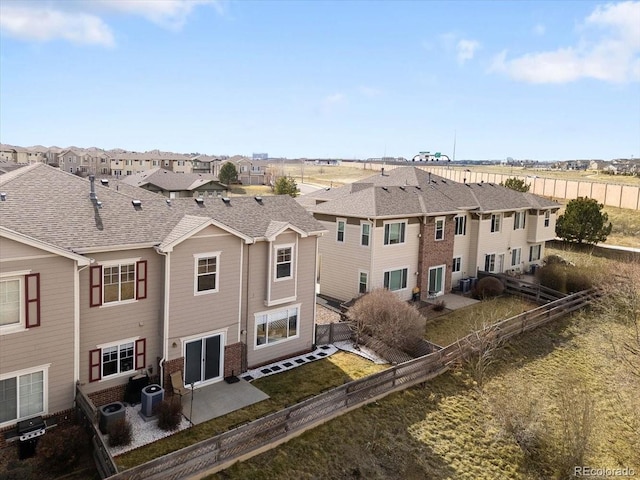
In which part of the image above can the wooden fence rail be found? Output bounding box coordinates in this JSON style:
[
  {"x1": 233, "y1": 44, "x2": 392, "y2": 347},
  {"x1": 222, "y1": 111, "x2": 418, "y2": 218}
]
[
  {"x1": 75, "y1": 385, "x2": 119, "y2": 478},
  {"x1": 107, "y1": 289, "x2": 599, "y2": 480}
]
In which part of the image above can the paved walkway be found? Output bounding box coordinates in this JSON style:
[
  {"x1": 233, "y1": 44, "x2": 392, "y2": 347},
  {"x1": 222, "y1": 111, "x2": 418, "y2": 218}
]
[{"x1": 432, "y1": 293, "x2": 479, "y2": 310}]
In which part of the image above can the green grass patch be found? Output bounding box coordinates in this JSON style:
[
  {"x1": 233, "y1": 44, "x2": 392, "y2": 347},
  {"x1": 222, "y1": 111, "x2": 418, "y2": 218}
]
[
  {"x1": 115, "y1": 352, "x2": 387, "y2": 470},
  {"x1": 424, "y1": 297, "x2": 537, "y2": 347}
]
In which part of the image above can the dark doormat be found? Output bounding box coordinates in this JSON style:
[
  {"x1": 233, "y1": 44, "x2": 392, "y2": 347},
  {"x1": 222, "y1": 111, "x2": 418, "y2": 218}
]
[{"x1": 224, "y1": 375, "x2": 240, "y2": 384}]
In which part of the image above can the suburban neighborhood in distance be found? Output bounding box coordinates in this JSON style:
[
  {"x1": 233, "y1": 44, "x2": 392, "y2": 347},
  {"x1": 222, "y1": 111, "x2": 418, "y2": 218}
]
[{"x1": 1, "y1": 1, "x2": 639, "y2": 479}]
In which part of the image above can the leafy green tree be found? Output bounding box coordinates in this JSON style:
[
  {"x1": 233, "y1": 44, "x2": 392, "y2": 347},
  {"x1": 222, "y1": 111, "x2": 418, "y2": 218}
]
[
  {"x1": 274, "y1": 176, "x2": 298, "y2": 197},
  {"x1": 556, "y1": 197, "x2": 612, "y2": 245},
  {"x1": 219, "y1": 162, "x2": 238, "y2": 185},
  {"x1": 500, "y1": 177, "x2": 530, "y2": 192}
]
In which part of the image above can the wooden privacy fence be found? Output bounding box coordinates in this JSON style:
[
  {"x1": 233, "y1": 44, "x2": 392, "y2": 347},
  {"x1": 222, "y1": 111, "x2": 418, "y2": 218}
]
[
  {"x1": 478, "y1": 271, "x2": 567, "y2": 303},
  {"x1": 106, "y1": 288, "x2": 599, "y2": 480},
  {"x1": 315, "y1": 322, "x2": 353, "y2": 345},
  {"x1": 76, "y1": 385, "x2": 119, "y2": 478}
]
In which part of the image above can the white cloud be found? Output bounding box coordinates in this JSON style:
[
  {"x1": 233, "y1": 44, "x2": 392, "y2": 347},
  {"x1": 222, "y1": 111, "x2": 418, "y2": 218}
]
[
  {"x1": 0, "y1": 4, "x2": 115, "y2": 47},
  {"x1": 491, "y1": 1, "x2": 640, "y2": 83},
  {"x1": 533, "y1": 23, "x2": 546, "y2": 36},
  {"x1": 0, "y1": 0, "x2": 223, "y2": 46},
  {"x1": 457, "y1": 39, "x2": 480, "y2": 64}
]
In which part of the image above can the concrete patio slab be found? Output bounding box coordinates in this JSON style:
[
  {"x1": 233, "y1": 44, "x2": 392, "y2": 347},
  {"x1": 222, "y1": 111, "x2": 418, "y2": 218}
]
[
  {"x1": 182, "y1": 379, "x2": 269, "y2": 426},
  {"x1": 435, "y1": 293, "x2": 479, "y2": 310}
]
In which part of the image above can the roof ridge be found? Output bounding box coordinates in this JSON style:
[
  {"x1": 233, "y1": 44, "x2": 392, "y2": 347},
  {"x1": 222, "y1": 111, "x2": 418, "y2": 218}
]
[{"x1": 0, "y1": 162, "x2": 42, "y2": 184}]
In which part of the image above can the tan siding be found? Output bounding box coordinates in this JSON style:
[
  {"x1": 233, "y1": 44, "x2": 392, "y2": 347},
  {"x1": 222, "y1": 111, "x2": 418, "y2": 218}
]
[
  {"x1": 452, "y1": 215, "x2": 472, "y2": 283},
  {"x1": 317, "y1": 219, "x2": 372, "y2": 302},
  {"x1": 0, "y1": 244, "x2": 77, "y2": 419},
  {"x1": 246, "y1": 237, "x2": 317, "y2": 368},
  {"x1": 269, "y1": 231, "x2": 298, "y2": 303},
  {"x1": 167, "y1": 226, "x2": 242, "y2": 361},
  {"x1": 0, "y1": 238, "x2": 55, "y2": 260},
  {"x1": 79, "y1": 248, "x2": 163, "y2": 394}
]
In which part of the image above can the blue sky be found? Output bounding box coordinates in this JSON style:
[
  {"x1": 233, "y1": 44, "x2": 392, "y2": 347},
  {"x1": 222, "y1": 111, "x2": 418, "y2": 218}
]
[{"x1": 1, "y1": 0, "x2": 639, "y2": 161}]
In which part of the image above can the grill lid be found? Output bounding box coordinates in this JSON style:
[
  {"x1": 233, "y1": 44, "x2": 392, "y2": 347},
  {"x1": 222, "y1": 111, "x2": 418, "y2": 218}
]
[{"x1": 17, "y1": 416, "x2": 45, "y2": 434}]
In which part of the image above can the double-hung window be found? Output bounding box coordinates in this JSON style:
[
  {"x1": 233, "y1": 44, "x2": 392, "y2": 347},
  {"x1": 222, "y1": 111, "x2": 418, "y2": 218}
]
[
  {"x1": 513, "y1": 211, "x2": 526, "y2": 230},
  {"x1": 90, "y1": 260, "x2": 147, "y2": 307},
  {"x1": 255, "y1": 306, "x2": 299, "y2": 347},
  {"x1": 544, "y1": 211, "x2": 550, "y2": 227},
  {"x1": 452, "y1": 257, "x2": 462, "y2": 273},
  {"x1": 195, "y1": 253, "x2": 220, "y2": 294},
  {"x1": 359, "y1": 271, "x2": 368, "y2": 294},
  {"x1": 0, "y1": 272, "x2": 40, "y2": 333},
  {"x1": 383, "y1": 268, "x2": 408, "y2": 291},
  {"x1": 490, "y1": 214, "x2": 501, "y2": 233},
  {"x1": 454, "y1": 216, "x2": 467, "y2": 235},
  {"x1": 384, "y1": 222, "x2": 406, "y2": 245},
  {"x1": 484, "y1": 254, "x2": 496, "y2": 272},
  {"x1": 511, "y1": 248, "x2": 522, "y2": 266},
  {"x1": 0, "y1": 366, "x2": 48, "y2": 426},
  {"x1": 89, "y1": 338, "x2": 146, "y2": 382},
  {"x1": 529, "y1": 244, "x2": 541, "y2": 262},
  {"x1": 360, "y1": 223, "x2": 370, "y2": 246},
  {"x1": 435, "y1": 217, "x2": 445, "y2": 241},
  {"x1": 337, "y1": 220, "x2": 346, "y2": 243},
  {"x1": 275, "y1": 246, "x2": 293, "y2": 280}
]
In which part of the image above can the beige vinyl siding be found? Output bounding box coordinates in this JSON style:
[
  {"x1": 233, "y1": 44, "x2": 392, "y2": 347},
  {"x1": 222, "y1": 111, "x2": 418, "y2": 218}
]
[
  {"x1": 452, "y1": 214, "x2": 472, "y2": 283},
  {"x1": 474, "y1": 215, "x2": 509, "y2": 273},
  {"x1": 371, "y1": 220, "x2": 420, "y2": 301},
  {"x1": 0, "y1": 238, "x2": 56, "y2": 260},
  {"x1": 0, "y1": 239, "x2": 77, "y2": 418},
  {"x1": 506, "y1": 212, "x2": 530, "y2": 271},
  {"x1": 79, "y1": 248, "x2": 162, "y2": 394},
  {"x1": 317, "y1": 218, "x2": 372, "y2": 302},
  {"x1": 246, "y1": 236, "x2": 317, "y2": 368},
  {"x1": 268, "y1": 232, "x2": 298, "y2": 303},
  {"x1": 166, "y1": 226, "x2": 242, "y2": 361},
  {"x1": 467, "y1": 216, "x2": 481, "y2": 276},
  {"x1": 527, "y1": 210, "x2": 557, "y2": 244}
]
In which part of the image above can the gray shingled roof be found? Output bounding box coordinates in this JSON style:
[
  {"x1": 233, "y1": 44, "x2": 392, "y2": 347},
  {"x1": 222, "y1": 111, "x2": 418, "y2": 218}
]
[
  {"x1": 307, "y1": 167, "x2": 560, "y2": 218},
  {"x1": 0, "y1": 164, "x2": 325, "y2": 253},
  {"x1": 120, "y1": 168, "x2": 224, "y2": 191}
]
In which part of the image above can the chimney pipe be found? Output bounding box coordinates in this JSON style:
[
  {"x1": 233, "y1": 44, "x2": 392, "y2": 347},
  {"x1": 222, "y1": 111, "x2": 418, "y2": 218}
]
[
  {"x1": 381, "y1": 167, "x2": 385, "y2": 176},
  {"x1": 89, "y1": 175, "x2": 97, "y2": 201}
]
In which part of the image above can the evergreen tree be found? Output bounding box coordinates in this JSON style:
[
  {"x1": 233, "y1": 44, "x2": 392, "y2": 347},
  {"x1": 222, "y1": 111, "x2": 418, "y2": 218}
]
[{"x1": 556, "y1": 197, "x2": 612, "y2": 245}]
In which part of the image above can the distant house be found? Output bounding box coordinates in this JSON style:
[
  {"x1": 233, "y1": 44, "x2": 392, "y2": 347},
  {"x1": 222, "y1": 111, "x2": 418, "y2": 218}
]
[
  {"x1": 225, "y1": 157, "x2": 272, "y2": 185},
  {"x1": 119, "y1": 168, "x2": 228, "y2": 198},
  {"x1": 302, "y1": 167, "x2": 559, "y2": 303},
  {"x1": 0, "y1": 164, "x2": 325, "y2": 440}
]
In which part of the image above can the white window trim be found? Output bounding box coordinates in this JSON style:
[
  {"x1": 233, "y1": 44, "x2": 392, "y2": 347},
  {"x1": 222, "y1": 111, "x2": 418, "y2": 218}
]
[
  {"x1": 490, "y1": 214, "x2": 502, "y2": 233},
  {"x1": 96, "y1": 336, "x2": 140, "y2": 381},
  {"x1": 0, "y1": 273, "x2": 28, "y2": 335},
  {"x1": 274, "y1": 243, "x2": 295, "y2": 282},
  {"x1": 0, "y1": 364, "x2": 50, "y2": 428},
  {"x1": 193, "y1": 251, "x2": 221, "y2": 295},
  {"x1": 513, "y1": 211, "x2": 526, "y2": 230},
  {"x1": 452, "y1": 256, "x2": 462, "y2": 273},
  {"x1": 383, "y1": 266, "x2": 410, "y2": 291},
  {"x1": 454, "y1": 215, "x2": 466, "y2": 236},
  {"x1": 485, "y1": 253, "x2": 497, "y2": 272},
  {"x1": 336, "y1": 218, "x2": 346, "y2": 243},
  {"x1": 530, "y1": 244, "x2": 542, "y2": 262},
  {"x1": 383, "y1": 220, "x2": 407, "y2": 246},
  {"x1": 358, "y1": 270, "x2": 369, "y2": 294},
  {"x1": 544, "y1": 210, "x2": 551, "y2": 227},
  {"x1": 427, "y1": 264, "x2": 447, "y2": 296},
  {"x1": 511, "y1": 248, "x2": 522, "y2": 266},
  {"x1": 101, "y1": 260, "x2": 139, "y2": 306},
  {"x1": 253, "y1": 303, "x2": 301, "y2": 350},
  {"x1": 360, "y1": 222, "x2": 371, "y2": 247},
  {"x1": 435, "y1": 217, "x2": 445, "y2": 241}
]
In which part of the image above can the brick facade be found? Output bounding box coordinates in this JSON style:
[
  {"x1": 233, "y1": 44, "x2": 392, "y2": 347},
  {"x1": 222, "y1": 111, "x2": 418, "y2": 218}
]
[
  {"x1": 87, "y1": 383, "x2": 127, "y2": 408},
  {"x1": 417, "y1": 215, "x2": 456, "y2": 300}
]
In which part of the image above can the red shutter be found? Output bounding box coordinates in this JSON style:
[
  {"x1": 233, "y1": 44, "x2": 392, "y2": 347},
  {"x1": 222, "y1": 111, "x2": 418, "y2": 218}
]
[
  {"x1": 90, "y1": 265, "x2": 102, "y2": 307},
  {"x1": 89, "y1": 349, "x2": 101, "y2": 382},
  {"x1": 136, "y1": 260, "x2": 147, "y2": 300},
  {"x1": 135, "y1": 338, "x2": 146, "y2": 370},
  {"x1": 25, "y1": 273, "x2": 41, "y2": 328}
]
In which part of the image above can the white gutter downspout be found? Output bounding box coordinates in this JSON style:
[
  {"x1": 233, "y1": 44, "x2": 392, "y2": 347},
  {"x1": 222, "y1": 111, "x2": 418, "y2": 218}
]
[{"x1": 154, "y1": 247, "x2": 170, "y2": 388}]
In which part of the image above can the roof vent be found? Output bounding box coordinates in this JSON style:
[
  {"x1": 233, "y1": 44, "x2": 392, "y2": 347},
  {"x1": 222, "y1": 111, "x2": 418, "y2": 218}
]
[
  {"x1": 166, "y1": 198, "x2": 171, "y2": 206},
  {"x1": 415, "y1": 186, "x2": 421, "y2": 190},
  {"x1": 441, "y1": 179, "x2": 447, "y2": 184},
  {"x1": 399, "y1": 186, "x2": 405, "y2": 191},
  {"x1": 477, "y1": 183, "x2": 482, "y2": 186},
  {"x1": 100, "y1": 179, "x2": 109, "y2": 186},
  {"x1": 255, "y1": 196, "x2": 263, "y2": 204},
  {"x1": 0, "y1": 192, "x2": 6, "y2": 201},
  {"x1": 222, "y1": 197, "x2": 231, "y2": 205},
  {"x1": 195, "y1": 197, "x2": 204, "y2": 205},
  {"x1": 381, "y1": 186, "x2": 388, "y2": 191},
  {"x1": 96, "y1": 201, "x2": 103, "y2": 209},
  {"x1": 132, "y1": 200, "x2": 142, "y2": 210}
]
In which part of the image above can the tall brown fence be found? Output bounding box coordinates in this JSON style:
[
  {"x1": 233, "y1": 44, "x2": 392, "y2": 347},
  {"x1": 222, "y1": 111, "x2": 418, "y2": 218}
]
[
  {"x1": 315, "y1": 322, "x2": 353, "y2": 345},
  {"x1": 106, "y1": 288, "x2": 599, "y2": 480},
  {"x1": 76, "y1": 385, "x2": 118, "y2": 478}
]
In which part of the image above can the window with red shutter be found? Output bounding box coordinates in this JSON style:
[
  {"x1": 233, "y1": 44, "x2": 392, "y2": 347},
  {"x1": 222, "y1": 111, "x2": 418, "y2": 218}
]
[
  {"x1": 89, "y1": 349, "x2": 101, "y2": 382},
  {"x1": 25, "y1": 273, "x2": 40, "y2": 328},
  {"x1": 89, "y1": 265, "x2": 102, "y2": 307},
  {"x1": 135, "y1": 338, "x2": 146, "y2": 370},
  {"x1": 136, "y1": 261, "x2": 147, "y2": 300}
]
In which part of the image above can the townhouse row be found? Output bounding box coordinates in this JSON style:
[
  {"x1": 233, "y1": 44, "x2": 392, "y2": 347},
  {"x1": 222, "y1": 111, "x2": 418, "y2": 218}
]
[{"x1": 0, "y1": 164, "x2": 323, "y2": 437}]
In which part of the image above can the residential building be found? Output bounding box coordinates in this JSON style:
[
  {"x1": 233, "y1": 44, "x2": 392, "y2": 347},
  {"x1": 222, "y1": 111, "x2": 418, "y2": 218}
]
[
  {"x1": 225, "y1": 157, "x2": 272, "y2": 185},
  {"x1": 119, "y1": 168, "x2": 228, "y2": 198},
  {"x1": 303, "y1": 167, "x2": 559, "y2": 302},
  {"x1": 0, "y1": 164, "x2": 324, "y2": 438}
]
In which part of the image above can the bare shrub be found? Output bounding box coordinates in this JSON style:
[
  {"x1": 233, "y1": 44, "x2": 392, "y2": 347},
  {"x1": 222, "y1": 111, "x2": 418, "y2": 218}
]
[
  {"x1": 108, "y1": 418, "x2": 132, "y2": 447},
  {"x1": 36, "y1": 424, "x2": 88, "y2": 474},
  {"x1": 565, "y1": 268, "x2": 593, "y2": 293},
  {"x1": 432, "y1": 300, "x2": 446, "y2": 312},
  {"x1": 157, "y1": 397, "x2": 183, "y2": 431},
  {"x1": 543, "y1": 254, "x2": 572, "y2": 266},
  {"x1": 457, "y1": 319, "x2": 502, "y2": 391},
  {"x1": 472, "y1": 277, "x2": 505, "y2": 299},
  {"x1": 536, "y1": 264, "x2": 567, "y2": 293},
  {"x1": 348, "y1": 288, "x2": 424, "y2": 354}
]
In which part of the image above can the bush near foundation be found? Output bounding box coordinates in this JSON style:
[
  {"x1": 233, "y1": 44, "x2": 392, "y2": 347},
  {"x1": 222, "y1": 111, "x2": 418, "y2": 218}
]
[
  {"x1": 157, "y1": 397, "x2": 183, "y2": 431},
  {"x1": 108, "y1": 418, "x2": 132, "y2": 447},
  {"x1": 472, "y1": 277, "x2": 505, "y2": 299},
  {"x1": 37, "y1": 424, "x2": 88, "y2": 474}
]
